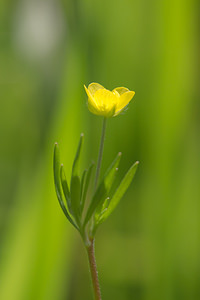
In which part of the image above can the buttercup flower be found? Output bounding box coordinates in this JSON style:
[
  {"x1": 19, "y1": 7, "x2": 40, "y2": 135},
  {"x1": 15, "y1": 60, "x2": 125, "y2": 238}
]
[{"x1": 84, "y1": 83, "x2": 135, "y2": 117}]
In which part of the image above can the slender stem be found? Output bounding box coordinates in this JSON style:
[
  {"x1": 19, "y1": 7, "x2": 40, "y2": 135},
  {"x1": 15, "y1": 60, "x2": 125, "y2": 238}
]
[
  {"x1": 94, "y1": 117, "x2": 107, "y2": 191},
  {"x1": 87, "y1": 238, "x2": 102, "y2": 300},
  {"x1": 85, "y1": 118, "x2": 106, "y2": 299}
]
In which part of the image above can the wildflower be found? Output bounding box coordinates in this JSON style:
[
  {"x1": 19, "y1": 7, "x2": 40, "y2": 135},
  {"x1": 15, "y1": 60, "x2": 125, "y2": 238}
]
[{"x1": 84, "y1": 82, "x2": 135, "y2": 117}]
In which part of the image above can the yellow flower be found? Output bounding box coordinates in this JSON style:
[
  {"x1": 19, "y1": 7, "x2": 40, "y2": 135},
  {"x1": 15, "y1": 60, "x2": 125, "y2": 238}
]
[{"x1": 84, "y1": 83, "x2": 135, "y2": 117}]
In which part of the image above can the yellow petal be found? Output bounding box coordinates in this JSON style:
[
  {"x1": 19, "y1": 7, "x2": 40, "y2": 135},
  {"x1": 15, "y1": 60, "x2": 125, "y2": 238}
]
[
  {"x1": 115, "y1": 91, "x2": 135, "y2": 113},
  {"x1": 94, "y1": 89, "x2": 116, "y2": 108},
  {"x1": 112, "y1": 87, "x2": 130, "y2": 96},
  {"x1": 88, "y1": 102, "x2": 102, "y2": 115},
  {"x1": 84, "y1": 85, "x2": 99, "y2": 113},
  {"x1": 93, "y1": 89, "x2": 117, "y2": 117},
  {"x1": 88, "y1": 82, "x2": 104, "y2": 96}
]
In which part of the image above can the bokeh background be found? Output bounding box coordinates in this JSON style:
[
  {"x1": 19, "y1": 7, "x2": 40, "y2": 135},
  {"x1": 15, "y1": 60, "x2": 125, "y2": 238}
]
[{"x1": 0, "y1": 0, "x2": 199, "y2": 299}]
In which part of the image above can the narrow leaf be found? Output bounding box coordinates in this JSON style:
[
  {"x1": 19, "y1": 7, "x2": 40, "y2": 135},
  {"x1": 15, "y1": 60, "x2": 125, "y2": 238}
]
[
  {"x1": 60, "y1": 164, "x2": 71, "y2": 212},
  {"x1": 80, "y1": 163, "x2": 94, "y2": 213},
  {"x1": 80, "y1": 169, "x2": 87, "y2": 204},
  {"x1": 84, "y1": 152, "x2": 122, "y2": 226},
  {"x1": 72, "y1": 133, "x2": 84, "y2": 177},
  {"x1": 53, "y1": 143, "x2": 78, "y2": 229},
  {"x1": 70, "y1": 134, "x2": 84, "y2": 224},
  {"x1": 100, "y1": 161, "x2": 139, "y2": 223},
  {"x1": 95, "y1": 197, "x2": 110, "y2": 222},
  {"x1": 92, "y1": 197, "x2": 110, "y2": 237},
  {"x1": 70, "y1": 175, "x2": 81, "y2": 224}
]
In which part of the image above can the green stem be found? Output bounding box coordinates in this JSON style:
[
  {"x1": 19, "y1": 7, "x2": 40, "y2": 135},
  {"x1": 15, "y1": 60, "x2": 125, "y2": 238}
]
[
  {"x1": 85, "y1": 118, "x2": 106, "y2": 299},
  {"x1": 87, "y1": 238, "x2": 102, "y2": 300},
  {"x1": 94, "y1": 117, "x2": 107, "y2": 191}
]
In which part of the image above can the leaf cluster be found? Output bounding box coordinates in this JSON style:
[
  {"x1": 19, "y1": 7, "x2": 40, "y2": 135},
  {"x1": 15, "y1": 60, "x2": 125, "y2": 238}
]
[{"x1": 53, "y1": 134, "x2": 138, "y2": 245}]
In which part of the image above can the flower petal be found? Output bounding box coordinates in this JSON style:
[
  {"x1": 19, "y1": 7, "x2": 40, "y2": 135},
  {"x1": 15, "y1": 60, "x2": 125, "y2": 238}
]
[
  {"x1": 94, "y1": 89, "x2": 116, "y2": 108},
  {"x1": 112, "y1": 87, "x2": 130, "y2": 96},
  {"x1": 84, "y1": 85, "x2": 100, "y2": 114},
  {"x1": 115, "y1": 91, "x2": 135, "y2": 113},
  {"x1": 88, "y1": 82, "x2": 104, "y2": 96},
  {"x1": 94, "y1": 89, "x2": 117, "y2": 117}
]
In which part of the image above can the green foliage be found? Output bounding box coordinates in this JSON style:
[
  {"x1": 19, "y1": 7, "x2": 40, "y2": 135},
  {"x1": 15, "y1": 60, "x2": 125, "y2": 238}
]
[
  {"x1": 80, "y1": 163, "x2": 94, "y2": 214},
  {"x1": 53, "y1": 143, "x2": 78, "y2": 230},
  {"x1": 94, "y1": 161, "x2": 139, "y2": 229},
  {"x1": 84, "y1": 152, "x2": 122, "y2": 227},
  {"x1": 71, "y1": 133, "x2": 84, "y2": 177},
  {"x1": 54, "y1": 138, "x2": 139, "y2": 243},
  {"x1": 70, "y1": 134, "x2": 84, "y2": 223},
  {"x1": 53, "y1": 134, "x2": 95, "y2": 234},
  {"x1": 60, "y1": 165, "x2": 71, "y2": 211},
  {"x1": 70, "y1": 175, "x2": 81, "y2": 224}
]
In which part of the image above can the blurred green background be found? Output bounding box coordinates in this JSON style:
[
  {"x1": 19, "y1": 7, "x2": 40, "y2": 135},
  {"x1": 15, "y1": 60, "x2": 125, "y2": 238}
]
[{"x1": 0, "y1": 0, "x2": 199, "y2": 299}]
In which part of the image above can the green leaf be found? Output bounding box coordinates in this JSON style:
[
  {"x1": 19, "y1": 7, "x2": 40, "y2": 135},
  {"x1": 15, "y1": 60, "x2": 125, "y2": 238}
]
[
  {"x1": 84, "y1": 152, "x2": 122, "y2": 226},
  {"x1": 95, "y1": 196, "x2": 110, "y2": 223},
  {"x1": 91, "y1": 197, "x2": 110, "y2": 236},
  {"x1": 70, "y1": 175, "x2": 81, "y2": 223},
  {"x1": 72, "y1": 133, "x2": 84, "y2": 177},
  {"x1": 99, "y1": 161, "x2": 139, "y2": 224},
  {"x1": 70, "y1": 134, "x2": 84, "y2": 224},
  {"x1": 53, "y1": 143, "x2": 78, "y2": 230},
  {"x1": 60, "y1": 164, "x2": 71, "y2": 213},
  {"x1": 95, "y1": 196, "x2": 110, "y2": 219},
  {"x1": 80, "y1": 163, "x2": 94, "y2": 214},
  {"x1": 80, "y1": 169, "x2": 87, "y2": 206}
]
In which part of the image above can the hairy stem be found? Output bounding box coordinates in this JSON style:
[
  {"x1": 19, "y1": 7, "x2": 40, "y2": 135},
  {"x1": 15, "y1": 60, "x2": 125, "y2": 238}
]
[
  {"x1": 87, "y1": 239, "x2": 102, "y2": 300},
  {"x1": 94, "y1": 117, "x2": 107, "y2": 191}
]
